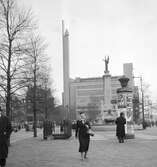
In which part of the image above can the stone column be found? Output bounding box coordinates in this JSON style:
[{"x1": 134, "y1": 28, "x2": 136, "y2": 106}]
[{"x1": 103, "y1": 72, "x2": 112, "y2": 112}]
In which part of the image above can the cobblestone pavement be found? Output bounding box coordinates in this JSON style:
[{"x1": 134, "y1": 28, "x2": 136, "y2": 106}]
[{"x1": 7, "y1": 127, "x2": 157, "y2": 167}]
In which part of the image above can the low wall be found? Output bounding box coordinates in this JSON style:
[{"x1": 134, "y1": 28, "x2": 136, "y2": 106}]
[{"x1": 92, "y1": 125, "x2": 116, "y2": 131}]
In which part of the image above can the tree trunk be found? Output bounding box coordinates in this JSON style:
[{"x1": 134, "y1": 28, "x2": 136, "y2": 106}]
[
  {"x1": 45, "y1": 88, "x2": 48, "y2": 119},
  {"x1": 33, "y1": 63, "x2": 37, "y2": 137},
  {"x1": 6, "y1": 40, "x2": 12, "y2": 118}
]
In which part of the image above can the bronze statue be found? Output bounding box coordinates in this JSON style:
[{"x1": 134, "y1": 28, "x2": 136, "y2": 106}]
[{"x1": 103, "y1": 56, "x2": 109, "y2": 73}]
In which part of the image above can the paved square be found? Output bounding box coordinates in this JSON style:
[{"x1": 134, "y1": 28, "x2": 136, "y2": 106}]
[{"x1": 7, "y1": 127, "x2": 157, "y2": 167}]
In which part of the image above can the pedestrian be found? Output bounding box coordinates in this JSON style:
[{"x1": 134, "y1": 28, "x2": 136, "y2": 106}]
[
  {"x1": 43, "y1": 119, "x2": 48, "y2": 140},
  {"x1": 72, "y1": 120, "x2": 77, "y2": 130},
  {"x1": 52, "y1": 121, "x2": 55, "y2": 134},
  {"x1": 0, "y1": 107, "x2": 12, "y2": 167},
  {"x1": 49, "y1": 121, "x2": 53, "y2": 135},
  {"x1": 115, "y1": 112, "x2": 126, "y2": 143},
  {"x1": 60, "y1": 121, "x2": 64, "y2": 133},
  {"x1": 75, "y1": 112, "x2": 94, "y2": 160}
]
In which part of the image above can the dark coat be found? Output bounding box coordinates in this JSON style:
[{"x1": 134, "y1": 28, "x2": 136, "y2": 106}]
[
  {"x1": 115, "y1": 116, "x2": 126, "y2": 138},
  {"x1": 0, "y1": 115, "x2": 12, "y2": 159},
  {"x1": 43, "y1": 120, "x2": 52, "y2": 137},
  {"x1": 75, "y1": 120, "x2": 91, "y2": 152}
]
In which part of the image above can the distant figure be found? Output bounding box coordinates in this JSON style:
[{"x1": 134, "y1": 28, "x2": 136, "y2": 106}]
[
  {"x1": 52, "y1": 121, "x2": 55, "y2": 134},
  {"x1": 18, "y1": 124, "x2": 21, "y2": 130},
  {"x1": 43, "y1": 119, "x2": 51, "y2": 140},
  {"x1": 60, "y1": 121, "x2": 64, "y2": 133},
  {"x1": 115, "y1": 112, "x2": 126, "y2": 143},
  {"x1": 0, "y1": 107, "x2": 12, "y2": 167},
  {"x1": 72, "y1": 120, "x2": 77, "y2": 130},
  {"x1": 24, "y1": 121, "x2": 29, "y2": 131},
  {"x1": 75, "y1": 112, "x2": 94, "y2": 160}
]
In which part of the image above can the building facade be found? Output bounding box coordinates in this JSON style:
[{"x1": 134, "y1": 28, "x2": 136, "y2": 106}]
[{"x1": 68, "y1": 63, "x2": 135, "y2": 120}]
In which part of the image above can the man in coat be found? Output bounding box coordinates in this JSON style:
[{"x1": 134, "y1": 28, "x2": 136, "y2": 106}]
[
  {"x1": 43, "y1": 119, "x2": 52, "y2": 140},
  {"x1": 115, "y1": 112, "x2": 126, "y2": 143},
  {"x1": 0, "y1": 106, "x2": 12, "y2": 167}
]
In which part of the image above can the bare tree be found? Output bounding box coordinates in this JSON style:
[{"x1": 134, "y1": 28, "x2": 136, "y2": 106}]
[
  {"x1": 0, "y1": 0, "x2": 35, "y2": 117},
  {"x1": 38, "y1": 67, "x2": 52, "y2": 119},
  {"x1": 23, "y1": 34, "x2": 49, "y2": 137}
]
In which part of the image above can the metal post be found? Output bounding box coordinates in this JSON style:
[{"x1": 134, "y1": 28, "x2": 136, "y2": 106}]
[{"x1": 140, "y1": 77, "x2": 145, "y2": 129}]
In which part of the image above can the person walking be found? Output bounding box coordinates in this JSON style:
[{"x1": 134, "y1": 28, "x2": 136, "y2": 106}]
[
  {"x1": 43, "y1": 119, "x2": 50, "y2": 140},
  {"x1": 0, "y1": 107, "x2": 12, "y2": 167},
  {"x1": 75, "y1": 112, "x2": 94, "y2": 160},
  {"x1": 52, "y1": 121, "x2": 55, "y2": 134},
  {"x1": 115, "y1": 112, "x2": 126, "y2": 143}
]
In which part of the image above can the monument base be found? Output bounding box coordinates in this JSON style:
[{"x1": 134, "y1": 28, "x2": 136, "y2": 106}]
[
  {"x1": 52, "y1": 133, "x2": 71, "y2": 139},
  {"x1": 94, "y1": 120, "x2": 105, "y2": 125},
  {"x1": 92, "y1": 124, "x2": 116, "y2": 131},
  {"x1": 125, "y1": 133, "x2": 135, "y2": 139}
]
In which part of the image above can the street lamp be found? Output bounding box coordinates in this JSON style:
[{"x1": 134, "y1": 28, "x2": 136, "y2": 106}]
[{"x1": 133, "y1": 76, "x2": 145, "y2": 129}]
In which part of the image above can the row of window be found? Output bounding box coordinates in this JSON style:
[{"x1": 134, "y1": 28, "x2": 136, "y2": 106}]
[
  {"x1": 77, "y1": 84, "x2": 103, "y2": 89},
  {"x1": 76, "y1": 89, "x2": 119, "y2": 97}
]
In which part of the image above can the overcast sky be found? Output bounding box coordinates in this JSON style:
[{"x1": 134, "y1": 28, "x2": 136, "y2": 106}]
[{"x1": 19, "y1": 0, "x2": 157, "y2": 104}]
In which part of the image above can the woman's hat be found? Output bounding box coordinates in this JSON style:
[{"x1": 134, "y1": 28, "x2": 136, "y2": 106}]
[{"x1": 79, "y1": 111, "x2": 85, "y2": 115}]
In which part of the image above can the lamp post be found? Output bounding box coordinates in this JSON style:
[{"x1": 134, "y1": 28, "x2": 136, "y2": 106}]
[{"x1": 133, "y1": 76, "x2": 145, "y2": 129}]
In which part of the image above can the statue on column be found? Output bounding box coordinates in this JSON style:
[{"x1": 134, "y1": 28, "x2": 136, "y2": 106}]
[{"x1": 103, "y1": 56, "x2": 109, "y2": 73}]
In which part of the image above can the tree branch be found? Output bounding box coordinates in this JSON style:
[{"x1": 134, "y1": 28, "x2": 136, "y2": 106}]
[
  {"x1": 0, "y1": 83, "x2": 7, "y2": 92},
  {"x1": 0, "y1": 93, "x2": 6, "y2": 103}
]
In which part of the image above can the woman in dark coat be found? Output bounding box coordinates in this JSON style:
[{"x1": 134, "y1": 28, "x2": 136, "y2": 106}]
[
  {"x1": 115, "y1": 112, "x2": 126, "y2": 143},
  {"x1": 0, "y1": 107, "x2": 12, "y2": 167},
  {"x1": 43, "y1": 119, "x2": 51, "y2": 140},
  {"x1": 75, "y1": 112, "x2": 93, "y2": 160}
]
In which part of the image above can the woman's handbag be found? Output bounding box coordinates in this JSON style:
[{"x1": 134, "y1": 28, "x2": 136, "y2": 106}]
[{"x1": 87, "y1": 129, "x2": 94, "y2": 136}]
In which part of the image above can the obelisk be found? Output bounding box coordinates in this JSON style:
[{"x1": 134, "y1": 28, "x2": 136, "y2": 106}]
[{"x1": 62, "y1": 21, "x2": 70, "y2": 114}]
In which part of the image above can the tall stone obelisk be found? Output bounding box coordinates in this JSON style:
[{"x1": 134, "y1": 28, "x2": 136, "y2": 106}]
[
  {"x1": 103, "y1": 56, "x2": 112, "y2": 112},
  {"x1": 62, "y1": 21, "x2": 70, "y2": 114}
]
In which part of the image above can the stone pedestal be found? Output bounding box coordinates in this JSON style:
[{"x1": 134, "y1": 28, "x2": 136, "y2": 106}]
[{"x1": 95, "y1": 72, "x2": 112, "y2": 125}]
